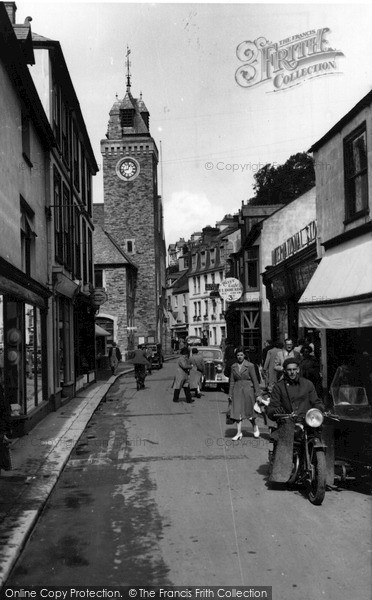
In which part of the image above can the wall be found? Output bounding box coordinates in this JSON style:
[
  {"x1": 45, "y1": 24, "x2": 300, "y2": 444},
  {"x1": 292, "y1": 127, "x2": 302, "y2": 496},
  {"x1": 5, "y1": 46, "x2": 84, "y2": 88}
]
[
  {"x1": 0, "y1": 60, "x2": 48, "y2": 283},
  {"x1": 313, "y1": 104, "x2": 372, "y2": 246}
]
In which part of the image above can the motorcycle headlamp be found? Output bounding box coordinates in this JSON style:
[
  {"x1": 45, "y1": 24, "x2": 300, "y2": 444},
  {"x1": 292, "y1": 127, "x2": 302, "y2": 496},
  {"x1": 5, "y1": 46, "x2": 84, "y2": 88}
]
[{"x1": 305, "y1": 408, "x2": 324, "y2": 428}]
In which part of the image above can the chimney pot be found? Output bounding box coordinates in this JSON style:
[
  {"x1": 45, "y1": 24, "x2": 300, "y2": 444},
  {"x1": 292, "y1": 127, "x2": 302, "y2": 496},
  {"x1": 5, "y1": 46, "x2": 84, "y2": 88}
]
[{"x1": 4, "y1": 2, "x2": 17, "y2": 25}]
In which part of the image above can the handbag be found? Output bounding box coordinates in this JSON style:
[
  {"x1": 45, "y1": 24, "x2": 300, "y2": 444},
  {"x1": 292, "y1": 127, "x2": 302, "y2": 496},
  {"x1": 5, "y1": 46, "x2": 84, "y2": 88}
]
[
  {"x1": 226, "y1": 399, "x2": 235, "y2": 425},
  {"x1": 0, "y1": 439, "x2": 12, "y2": 471}
]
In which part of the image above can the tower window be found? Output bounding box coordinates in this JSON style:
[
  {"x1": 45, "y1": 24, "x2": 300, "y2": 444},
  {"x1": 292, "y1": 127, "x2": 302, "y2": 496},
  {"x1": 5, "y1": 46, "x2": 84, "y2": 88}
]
[
  {"x1": 124, "y1": 239, "x2": 135, "y2": 254},
  {"x1": 121, "y1": 110, "x2": 134, "y2": 127}
]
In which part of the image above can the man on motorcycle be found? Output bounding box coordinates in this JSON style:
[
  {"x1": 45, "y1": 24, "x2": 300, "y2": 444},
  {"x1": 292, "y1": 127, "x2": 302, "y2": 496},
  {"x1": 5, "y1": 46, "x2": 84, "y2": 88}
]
[{"x1": 267, "y1": 357, "x2": 324, "y2": 421}]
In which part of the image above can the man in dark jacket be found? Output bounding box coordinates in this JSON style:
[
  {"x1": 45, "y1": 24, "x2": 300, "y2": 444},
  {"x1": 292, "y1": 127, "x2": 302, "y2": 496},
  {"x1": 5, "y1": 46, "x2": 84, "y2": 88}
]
[{"x1": 267, "y1": 357, "x2": 324, "y2": 421}]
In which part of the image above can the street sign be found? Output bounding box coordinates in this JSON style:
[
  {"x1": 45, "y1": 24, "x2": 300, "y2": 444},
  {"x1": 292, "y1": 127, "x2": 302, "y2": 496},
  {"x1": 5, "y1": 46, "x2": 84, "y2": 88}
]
[
  {"x1": 91, "y1": 289, "x2": 108, "y2": 306},
  {"x1": 219, "y1": 277, "x2": 243, "y2": 302}
]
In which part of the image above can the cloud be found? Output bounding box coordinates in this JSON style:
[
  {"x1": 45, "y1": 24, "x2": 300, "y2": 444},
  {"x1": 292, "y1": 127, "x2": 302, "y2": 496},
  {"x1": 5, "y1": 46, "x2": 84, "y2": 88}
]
[{"x1": 163, "y1": 190, "x2": 224, "y2": 246}]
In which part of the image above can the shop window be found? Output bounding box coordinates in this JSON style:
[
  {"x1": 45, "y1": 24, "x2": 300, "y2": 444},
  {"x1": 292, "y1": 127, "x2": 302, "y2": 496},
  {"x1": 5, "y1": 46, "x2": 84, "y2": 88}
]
[
  {"x1": 344, "y1": 123, "x2": 369, "y2": 221},
  {"x1": 1, "y1": 299, "x2": 45, "y2": 416}
]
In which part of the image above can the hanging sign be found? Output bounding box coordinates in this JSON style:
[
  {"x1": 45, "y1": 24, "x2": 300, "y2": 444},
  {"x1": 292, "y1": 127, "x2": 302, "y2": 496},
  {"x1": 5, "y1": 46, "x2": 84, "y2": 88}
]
[
  {"x1": 219, "y1": 278, "x2": 243, "y2": 302},
  {"x1": 91, "y1": 289, "x2": 108, "y2": 306}
]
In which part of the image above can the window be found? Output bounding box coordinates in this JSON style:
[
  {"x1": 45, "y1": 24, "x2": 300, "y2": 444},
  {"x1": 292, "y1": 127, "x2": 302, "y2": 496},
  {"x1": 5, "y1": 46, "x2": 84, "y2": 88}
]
[
  {"x1": 73, "y1": 128, "x2": 80, "y2": 190},
  {"x1": 62, "y1": 184, "x2": 72, "y2": 271},
  {"x1": 125, "y1": 239, "x2": 135, "y2": 254},
  {"x1": 20, "y1": 198, "x2": 36, "y2": 276},
  {"x1": 61, "y1": 101, "x2": 70, "y2": 165},
  {"x1": 210, "y1": 248, "x2": 216, "y2": 265},
  {"x1": 121, "y1": 109, "x2": 134, "y2": 127},
  {"x1": 21, "y1": 110, "x2": 32, "y2": 165},
  {"x1": 74, "y1": 207, "x2": 81, "y2": 279},
  {"x1": 88, "y1": 228, "x2": 93, "y2": 284},
  {"x1": 344, "y1": 123, "x2": 369, "y2": 220},
  {"x1": 95, "y1": 269, "x2": 104, "y2": 288},
  {"x1": 53, "y1": 169, "x2": 63, "y2": 262},
  {"x1": 201, "y1": 251, "x2": 206, "y2": 267},
  {"x1": 245, "y1": 246, "x2": 259, "y2": 290},
  {"x1": 52, "y1": 79, "x2": 61, "y2": 146}
]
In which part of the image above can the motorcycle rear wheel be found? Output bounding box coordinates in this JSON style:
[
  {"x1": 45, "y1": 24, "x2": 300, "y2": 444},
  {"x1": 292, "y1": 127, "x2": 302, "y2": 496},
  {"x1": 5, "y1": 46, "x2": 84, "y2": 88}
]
[{"x1": 308, "y1": 450, "x2": 326, "y2": 505}]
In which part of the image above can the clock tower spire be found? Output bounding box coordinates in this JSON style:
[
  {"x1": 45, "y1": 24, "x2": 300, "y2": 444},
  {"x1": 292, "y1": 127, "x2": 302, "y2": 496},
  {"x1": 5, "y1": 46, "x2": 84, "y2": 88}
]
[{"x1": 99, "y1": 53, "x2": 166, "y2": 352}]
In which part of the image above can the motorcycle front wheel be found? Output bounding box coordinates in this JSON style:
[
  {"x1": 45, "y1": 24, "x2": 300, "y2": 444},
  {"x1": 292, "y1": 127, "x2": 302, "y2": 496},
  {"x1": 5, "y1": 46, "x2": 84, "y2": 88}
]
[{"x1": 308, "y1": 449, "x2": 326, "y2": 505}]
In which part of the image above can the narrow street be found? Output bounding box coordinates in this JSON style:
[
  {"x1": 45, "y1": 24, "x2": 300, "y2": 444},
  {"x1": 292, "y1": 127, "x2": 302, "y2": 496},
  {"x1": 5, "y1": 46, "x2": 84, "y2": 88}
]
[{"x1": 5, "y1": 360, "x2": 372, "y2": 599}]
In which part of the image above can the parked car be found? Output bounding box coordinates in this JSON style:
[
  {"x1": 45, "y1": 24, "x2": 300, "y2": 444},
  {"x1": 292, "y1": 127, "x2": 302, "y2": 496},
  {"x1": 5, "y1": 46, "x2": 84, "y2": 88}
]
[
  {"x1": 197, "y1": 346, "x2": 229, "y2": 391},
  {"x1": 186, "y1": 335, "x2": 203, "y2": 347},
  {"x1": 143, "y1": 343, "x2": 164, "y2": 369}
]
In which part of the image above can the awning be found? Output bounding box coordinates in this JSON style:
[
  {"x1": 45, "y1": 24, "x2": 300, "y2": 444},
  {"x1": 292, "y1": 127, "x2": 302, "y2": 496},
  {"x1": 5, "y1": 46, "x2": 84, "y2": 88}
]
[
  {"x1": 95, "y1": 324, "x2": 110, "y2": 336},
  {"x1": 298, "y1": 233, "x2": 372, "y2": 329}
]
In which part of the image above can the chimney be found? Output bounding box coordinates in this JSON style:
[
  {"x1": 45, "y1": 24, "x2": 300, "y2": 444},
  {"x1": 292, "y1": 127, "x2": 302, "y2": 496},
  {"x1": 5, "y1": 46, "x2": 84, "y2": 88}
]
[{"x1": 4, "y1": 2, "x2": 17, "y2": 24}]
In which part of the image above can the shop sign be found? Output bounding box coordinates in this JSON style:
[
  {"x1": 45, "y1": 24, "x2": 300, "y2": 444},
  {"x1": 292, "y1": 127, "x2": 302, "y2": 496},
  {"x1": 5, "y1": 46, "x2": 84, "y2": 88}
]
[
  {"x1": 272, "y1": 220, "x2": 317, "y2": 266},
  {"x1": 205, "y1": 283, "x2": 219, "y2": 291},
  {"x1": 219, "y1": 278, "x2": 243, "y2": 302},
  {"x1": 91, "y1": 288, "x2": 108, "y2": 306}
]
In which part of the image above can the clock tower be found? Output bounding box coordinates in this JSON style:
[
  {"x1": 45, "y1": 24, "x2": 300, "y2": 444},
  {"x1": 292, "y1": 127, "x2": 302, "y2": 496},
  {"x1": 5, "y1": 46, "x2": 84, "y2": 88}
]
[{"x1": 99, "y1": 49, "x2": 166, "y2": 350}]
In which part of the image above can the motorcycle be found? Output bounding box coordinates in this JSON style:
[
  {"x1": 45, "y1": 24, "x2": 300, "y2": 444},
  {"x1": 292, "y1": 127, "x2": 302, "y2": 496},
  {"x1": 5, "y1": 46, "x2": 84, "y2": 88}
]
[{"x1": 268, "y1": 408, "x2": 329, "y2": 505}]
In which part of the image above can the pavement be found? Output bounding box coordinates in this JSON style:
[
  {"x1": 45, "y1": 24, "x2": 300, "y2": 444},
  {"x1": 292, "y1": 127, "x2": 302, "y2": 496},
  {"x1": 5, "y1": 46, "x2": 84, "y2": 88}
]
[{"x1": 0, "y1": 357, "x2": 174, "y2": 589}]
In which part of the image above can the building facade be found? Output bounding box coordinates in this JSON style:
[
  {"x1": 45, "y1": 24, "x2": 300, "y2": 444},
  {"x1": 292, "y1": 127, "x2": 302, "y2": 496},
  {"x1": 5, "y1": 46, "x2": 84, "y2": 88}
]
[
  {"x1": 262, "y1": 188, "x2": 317, "y2": 346},
  {"x1": 96, "y1": 59, "x2": 166, "y2": 355},
  {"x1": 298, "y1": 91, "x2": 372, "y2": 401},
  {"x1": 0, "y1": 3, "x2": 98, "y2": 434},
  {"x1": 225, "y1": 204, "x2": 283, "y2": 359}
]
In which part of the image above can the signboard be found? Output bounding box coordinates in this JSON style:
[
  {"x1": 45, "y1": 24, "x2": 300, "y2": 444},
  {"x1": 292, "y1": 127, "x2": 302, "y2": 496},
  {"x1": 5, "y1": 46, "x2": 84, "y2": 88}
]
[
  {"x1": 91, "y1": 288, "x2": 108, "y2": 306},
  {"x1": 272, "y1": 220, "x2": 317, "y2": 266},
  {"x1": 219, "y1": 278, "x2": 243, "y2": 302},
  {"x1": 205, "y1": 283, "x2": 219, "y2": 291}
]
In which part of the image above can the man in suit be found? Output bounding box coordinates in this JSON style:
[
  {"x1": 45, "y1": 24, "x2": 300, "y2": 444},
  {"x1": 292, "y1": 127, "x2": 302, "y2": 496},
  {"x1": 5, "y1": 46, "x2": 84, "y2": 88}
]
[{"x1": 274, "y1": 338, "x2": 301, "y2": 378}]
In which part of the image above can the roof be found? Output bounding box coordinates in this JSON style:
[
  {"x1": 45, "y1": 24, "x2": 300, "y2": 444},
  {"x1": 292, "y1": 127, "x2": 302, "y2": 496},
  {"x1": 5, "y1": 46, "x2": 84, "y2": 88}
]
[
  {"x1": 0, "y1": 5, "x2": 54, "y2": 148},
  {"x1": 93, "y1": 225, "x2": 137, "y2": 268},
  {"x1": 309, "y1": 89, "x2": 372, "y2": 153}
]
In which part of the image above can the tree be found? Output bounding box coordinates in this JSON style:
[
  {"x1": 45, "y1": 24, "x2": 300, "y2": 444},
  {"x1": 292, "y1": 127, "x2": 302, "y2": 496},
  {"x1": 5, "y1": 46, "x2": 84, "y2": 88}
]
[{"x1": 248, "y1": 152, "x2": 315, "y2": 205}]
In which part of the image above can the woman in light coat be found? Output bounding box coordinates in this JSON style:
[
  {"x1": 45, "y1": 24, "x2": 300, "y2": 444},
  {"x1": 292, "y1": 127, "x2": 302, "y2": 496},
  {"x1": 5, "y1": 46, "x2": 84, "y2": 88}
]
[{"x1": 228, "y1": 346, "x2": 262, "y2": 440}]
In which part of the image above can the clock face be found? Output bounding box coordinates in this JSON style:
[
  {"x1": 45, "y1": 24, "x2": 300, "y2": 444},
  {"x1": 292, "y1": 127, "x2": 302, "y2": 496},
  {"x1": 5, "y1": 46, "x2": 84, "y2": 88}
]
[{"x1": 117, "y1": 157, "x2": 140, "y2": 181}]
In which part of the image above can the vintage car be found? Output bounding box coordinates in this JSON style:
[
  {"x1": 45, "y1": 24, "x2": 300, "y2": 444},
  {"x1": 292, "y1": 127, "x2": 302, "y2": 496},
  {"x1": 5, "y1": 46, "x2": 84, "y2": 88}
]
[
  {"x1": 196, "y1": 346, "x2": 229, "y2": 391},
  {"x1": 186, "y1": 335, "x2": 203, "y2": 347},
  {"x1": 143, "y1": 343, "x2": 164, "y2": 369}
]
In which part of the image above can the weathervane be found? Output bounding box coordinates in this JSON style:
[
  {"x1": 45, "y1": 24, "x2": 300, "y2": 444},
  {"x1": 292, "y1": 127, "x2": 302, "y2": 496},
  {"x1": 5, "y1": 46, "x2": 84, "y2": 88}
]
[{"x1": 126, "y1": 45, "x2": 131, "y2": 92}]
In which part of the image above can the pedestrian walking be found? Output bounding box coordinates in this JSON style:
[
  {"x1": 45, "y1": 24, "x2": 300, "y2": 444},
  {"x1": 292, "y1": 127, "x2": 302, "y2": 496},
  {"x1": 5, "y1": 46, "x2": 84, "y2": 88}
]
[
  {"x1": 274, "y1": 338, "x2": 301, "y2": 377},
  {"x1": 108, "y1": 342, "x2": 122, "y2": 375},
  {"x1": 144, "y1": 345, "x2": 153, "y2": 375},
  {"x1": 263, "y1": 340, "x2": 283, "y2": 392},
  {"x1": 261, "y1": 339, "x2": 273, "y2": 366},
  {"x1": 189, "y1": 347, "x2": 205, "y2": 398},
  {"x1": 130, "y1": 346, "x2": 150, "y2": 390},
  {"x1": 173, "y1": 347, "x2": 193, "y2": 403},
  {"x1": 228, "y1": 346, "x2": 263, "y2": 440}
]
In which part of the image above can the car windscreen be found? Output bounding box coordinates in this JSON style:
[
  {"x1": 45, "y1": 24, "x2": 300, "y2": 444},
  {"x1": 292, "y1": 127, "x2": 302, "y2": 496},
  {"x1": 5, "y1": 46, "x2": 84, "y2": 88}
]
[{"x1": 199, "y1": 349, "x2": 222, "y2": 360}]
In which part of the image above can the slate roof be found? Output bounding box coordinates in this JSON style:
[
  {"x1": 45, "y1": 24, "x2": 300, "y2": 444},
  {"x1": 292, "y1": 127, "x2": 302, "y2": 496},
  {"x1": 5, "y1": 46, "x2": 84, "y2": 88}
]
[{"x1": 93, "y1": 225, "x2": 137, "y2": 269}]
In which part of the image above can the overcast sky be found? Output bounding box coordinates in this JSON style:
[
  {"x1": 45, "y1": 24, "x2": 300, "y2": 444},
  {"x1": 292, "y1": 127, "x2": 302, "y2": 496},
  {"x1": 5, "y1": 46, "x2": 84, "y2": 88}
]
[{"x1": 16, "y1": 1, "x2": 372, "y2": 245}]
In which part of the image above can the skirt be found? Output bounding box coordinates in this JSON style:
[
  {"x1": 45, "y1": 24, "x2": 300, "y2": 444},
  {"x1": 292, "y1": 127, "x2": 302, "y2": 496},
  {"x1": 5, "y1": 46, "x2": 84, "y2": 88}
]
[{"x1": 230, "y1": 380, "x2": 256, "y2": 421}]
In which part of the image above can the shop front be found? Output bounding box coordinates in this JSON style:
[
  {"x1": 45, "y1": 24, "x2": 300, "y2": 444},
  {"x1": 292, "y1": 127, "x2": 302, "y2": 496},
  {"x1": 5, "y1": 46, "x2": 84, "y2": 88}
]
[
  {"x1": 298, "y1": 232, "x2": 372, "y2": 477},
  {"x1": 263, "y1": 243, "x2": 318, "y2": 347},
  {"x1": 0, "y1": 261, "x2": 50, "y2": 436}
]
